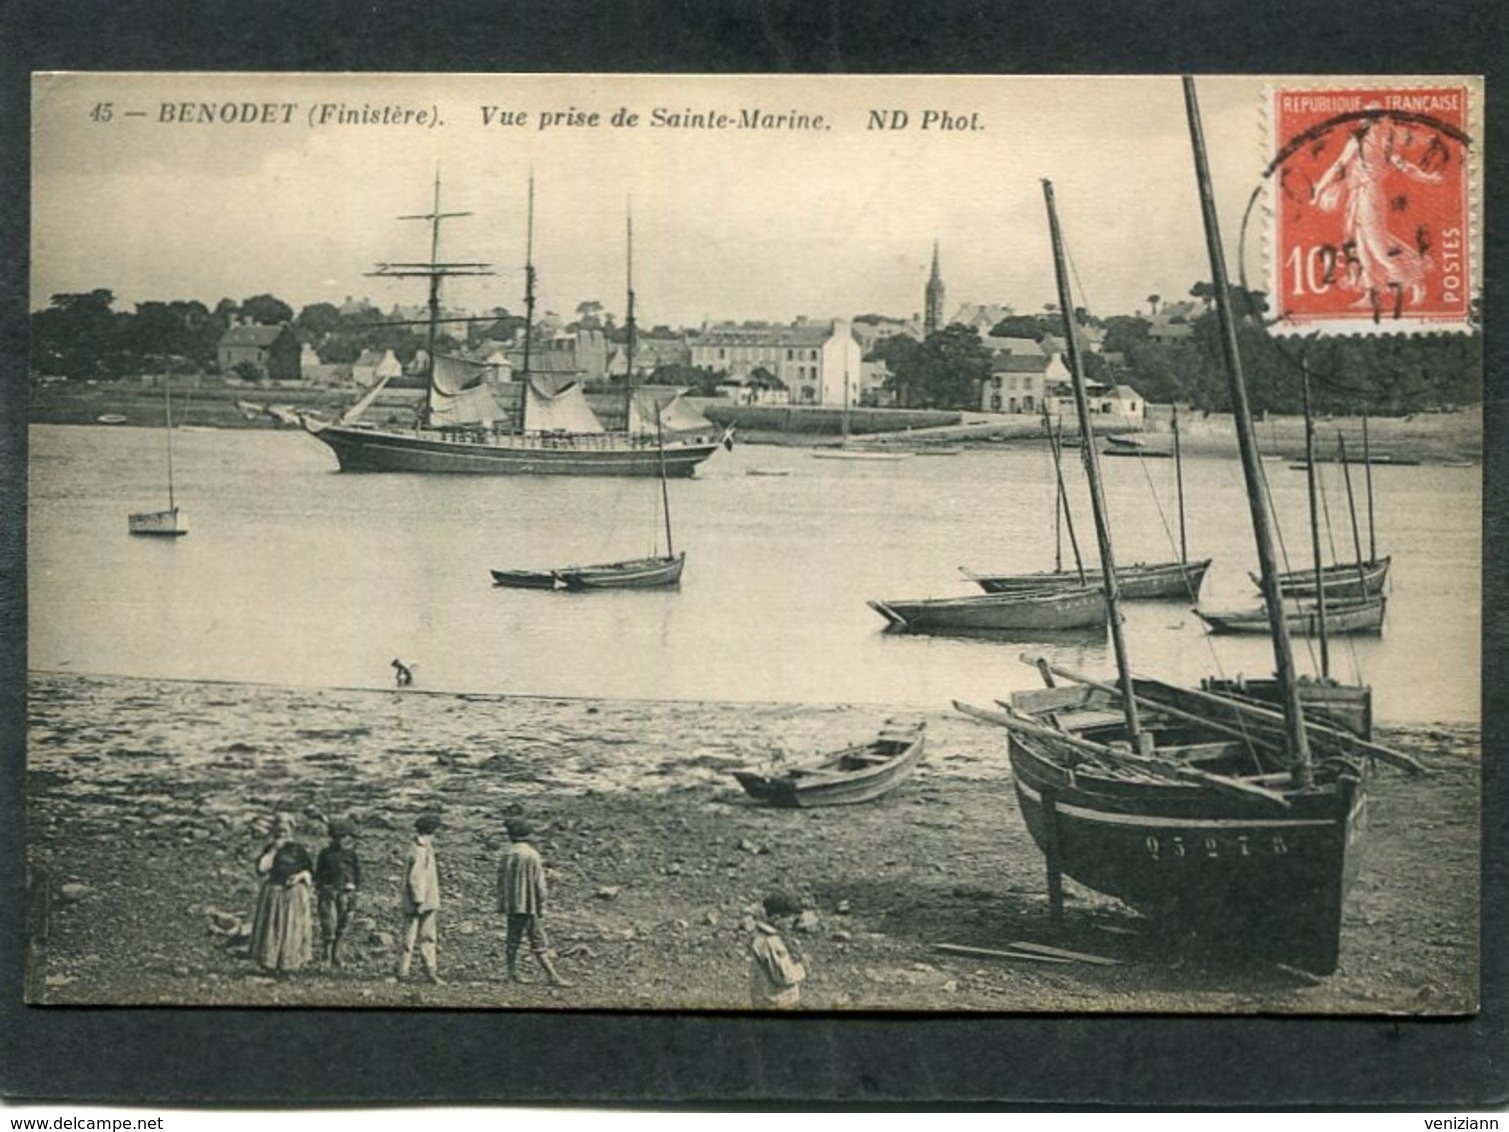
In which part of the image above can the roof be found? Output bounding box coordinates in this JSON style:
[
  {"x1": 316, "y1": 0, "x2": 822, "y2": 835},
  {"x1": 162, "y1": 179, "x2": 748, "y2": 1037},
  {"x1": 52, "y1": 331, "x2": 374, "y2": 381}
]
[
  {"x1": 219, "y1": 324, "x2": 289, "y2": 347},
  {"x1": 993, "y1": 354, "x2": 1051, "y2": 374},
  {"x1": 698, "y1": 320, "x2": 837, "y2": 349},
  {"x1": 952, "y1": 303, "x2": 1014, "y2": 327},
  {"x1": 981, "y1": 335, "x2": 1043, "y2": 356}
]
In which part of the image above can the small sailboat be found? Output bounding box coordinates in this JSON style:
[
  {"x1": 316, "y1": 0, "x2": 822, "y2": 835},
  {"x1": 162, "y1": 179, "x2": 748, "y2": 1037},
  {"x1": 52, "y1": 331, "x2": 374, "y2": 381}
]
[
  {"x1": 962, "y1": 403, "x2": 1210, "y2": 600},
  {"x1": 810, "y1": 374, "x2": 912, "y2": 461},
  {"x1": 128, "y1": 375, "x2": 188, "y2": 537},
  {"x1": 490, "y1": 206, "x2": 684, "y2": 592}
]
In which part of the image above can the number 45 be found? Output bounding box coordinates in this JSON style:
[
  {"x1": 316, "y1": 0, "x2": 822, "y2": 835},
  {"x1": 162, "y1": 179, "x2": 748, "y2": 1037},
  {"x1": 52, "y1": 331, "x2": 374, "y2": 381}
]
[{"x1": 90, "y1": 102, "x2": 113, "y2": 123}]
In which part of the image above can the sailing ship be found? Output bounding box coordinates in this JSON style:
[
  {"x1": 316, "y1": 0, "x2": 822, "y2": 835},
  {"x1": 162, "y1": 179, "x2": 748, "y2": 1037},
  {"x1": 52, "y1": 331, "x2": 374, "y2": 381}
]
[
  {"x1": 128, "y1": 375, "x2": 188, "y2": 537},
  {"x1": 491, "y1": 207, "x2": 685, "y2": 592},
  {"x1": 961, "y1": 404, "x2": 1211, "y2": 600},
  {"x1": 955, "y1": 87, "x2": 1422, "y2": 973},
  {"x1": 301, "y1": 175, "x2": 727, "y2": 477}
]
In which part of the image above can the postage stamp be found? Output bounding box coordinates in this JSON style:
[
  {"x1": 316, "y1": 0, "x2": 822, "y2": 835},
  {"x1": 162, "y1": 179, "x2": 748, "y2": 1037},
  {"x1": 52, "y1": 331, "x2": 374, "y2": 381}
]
[{"x1": 1267, "y1": 83, "x2": 1477, "y2": 335}]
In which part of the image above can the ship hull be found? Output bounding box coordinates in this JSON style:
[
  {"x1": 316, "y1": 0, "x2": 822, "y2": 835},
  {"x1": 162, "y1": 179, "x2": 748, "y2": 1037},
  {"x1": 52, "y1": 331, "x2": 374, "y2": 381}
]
[{"x1": 307, "y1": 422, "x2": 719, "y2": 477}]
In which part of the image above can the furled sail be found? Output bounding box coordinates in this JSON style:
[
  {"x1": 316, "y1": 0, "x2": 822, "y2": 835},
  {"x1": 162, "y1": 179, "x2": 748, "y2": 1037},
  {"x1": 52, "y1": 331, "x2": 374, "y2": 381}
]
[
  {"x1": 627, "y1": 389, "x2": 714, "y2": 435},
  {"x1": 522, "y1": 378, "x2": 605, "y2": 433},
  {"x1": 429, "y1": 353, "x2": 508, "y2": 427},
  {"x1": 339, "y1": 371, "x2": 395, "y2": 425}
]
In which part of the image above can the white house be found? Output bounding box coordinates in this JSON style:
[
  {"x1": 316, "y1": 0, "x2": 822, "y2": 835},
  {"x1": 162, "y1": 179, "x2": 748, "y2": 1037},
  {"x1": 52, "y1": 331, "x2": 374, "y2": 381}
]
[{"x1": 691, "y1": 318, "x2": 863, "y2": 406}]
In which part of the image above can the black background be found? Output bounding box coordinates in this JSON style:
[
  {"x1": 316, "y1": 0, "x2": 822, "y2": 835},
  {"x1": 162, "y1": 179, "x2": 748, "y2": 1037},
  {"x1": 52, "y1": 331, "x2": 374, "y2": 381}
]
[{"x1": 0, "y1": 0, "x2": 1504, "y2": 1109}]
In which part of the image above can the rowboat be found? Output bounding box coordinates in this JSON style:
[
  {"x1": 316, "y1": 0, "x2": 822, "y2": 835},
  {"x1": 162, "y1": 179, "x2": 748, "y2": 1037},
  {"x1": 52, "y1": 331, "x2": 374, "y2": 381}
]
[
  {"x1": 867, "y1": 586, "x2": 1104, "y2": 634},
  {"x1": 732, "y1": 722, "x2": 925, "y2": 807},
  {"x1": 490, "y1": 567, "x2": 564, "y2": 590},
  {"x1": 1194, "y1": 595, "x2": 1385, "y2": 636}
]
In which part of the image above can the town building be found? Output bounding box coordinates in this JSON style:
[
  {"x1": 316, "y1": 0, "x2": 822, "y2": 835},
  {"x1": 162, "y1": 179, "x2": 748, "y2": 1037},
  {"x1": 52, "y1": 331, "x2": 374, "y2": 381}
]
[
  {"x1": 690, "y1": 318, "x2": 863, "y2": 406},
  {"x1": 217, "y1": 322, "x2": 301, "y2": 382},
  {"x1": 951, "y1": 303, "x2": 1015, "y2": 335},
  {"x1": 352, "y1": 347, "x2": 403, "y2": 388}
]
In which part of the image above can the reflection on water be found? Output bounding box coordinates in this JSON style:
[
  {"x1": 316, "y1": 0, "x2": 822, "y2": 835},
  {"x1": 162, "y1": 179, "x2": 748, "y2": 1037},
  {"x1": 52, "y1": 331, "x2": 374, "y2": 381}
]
[{"x1": 28, "y1": 424, "x2": 1481, "y2": 722}]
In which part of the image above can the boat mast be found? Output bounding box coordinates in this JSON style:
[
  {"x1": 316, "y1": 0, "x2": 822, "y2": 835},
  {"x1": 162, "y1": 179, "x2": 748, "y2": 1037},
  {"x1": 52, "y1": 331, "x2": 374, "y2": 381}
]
[
  {"x1": 1042, "y1": 179, "x2": 1141, "y2": 745},
  {"x1": 1041, "y1": 400, "x2": 1086, "y2": 582},
  {"x1": 1302, "y1": 359, "x2": 1330, "y2": 678},
  {"x1": 164, "y1": 374, "x2": 176, "y2": 512},
  {"x1": 1173, "y1": 404, "x2": 1187, "y2": 564},
  {"x1": 624, "y1": 202, "x2": 637, "y2": 432},
  {"x1": 369, "y1": 172, "x2": 492, "y2": 428},
  {"x1": 656, "y1": 402, "x2": 674, "y2": 557},
  {"x1": 1183, "y1": 75, "x2": 1312, "y2": 783},
  {"x1": 1337, "y1": 433, "x2": 1370, "y2": 594},
  {"x1": 522, "y1": 173, "x2": 537, "y2": 386},
  {"x1": 1362, "y1": 411, "x2": 1377, "y2": 562}
]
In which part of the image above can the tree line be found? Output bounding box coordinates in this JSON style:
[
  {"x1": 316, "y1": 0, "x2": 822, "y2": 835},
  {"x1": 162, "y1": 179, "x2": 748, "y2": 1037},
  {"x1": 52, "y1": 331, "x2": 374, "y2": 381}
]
[{"x1": 31, "y1": 284, "x2": 1482, "y2": 417}]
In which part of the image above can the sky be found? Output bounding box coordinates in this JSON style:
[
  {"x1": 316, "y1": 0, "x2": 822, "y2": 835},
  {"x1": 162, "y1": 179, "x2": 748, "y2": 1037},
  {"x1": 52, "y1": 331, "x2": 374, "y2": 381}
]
[{"x1": 28, "y1": 72, "x2": 1478, "y2": 329}]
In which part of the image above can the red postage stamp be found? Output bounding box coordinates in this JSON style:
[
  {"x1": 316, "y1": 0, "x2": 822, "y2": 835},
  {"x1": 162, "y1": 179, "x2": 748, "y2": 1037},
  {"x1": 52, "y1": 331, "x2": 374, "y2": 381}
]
[{"x1": 1268, "y1": 84, "x2": 1476, "y2": 335}]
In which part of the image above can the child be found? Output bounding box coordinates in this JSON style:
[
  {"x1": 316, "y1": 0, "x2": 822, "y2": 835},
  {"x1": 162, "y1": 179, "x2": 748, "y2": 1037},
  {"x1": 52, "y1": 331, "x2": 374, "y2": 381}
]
[
  {"x1": 396, "y1": 813, "x2": 443, "y2": 985},
  {"x1": 748, "y1": 894, "x2": 806, "y2": 1009},
  {"x1": 496, "y1": 817, "x2": 573, "y2": 988},
  {"x1": 314, "y1": 818, "x2": 361, "y2": 968}
]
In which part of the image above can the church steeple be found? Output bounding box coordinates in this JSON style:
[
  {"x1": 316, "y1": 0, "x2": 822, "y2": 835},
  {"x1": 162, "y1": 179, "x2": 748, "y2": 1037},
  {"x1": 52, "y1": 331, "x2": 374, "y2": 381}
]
[{"x1": 924, "y1": 239, "x2": 945, "y2": 338}]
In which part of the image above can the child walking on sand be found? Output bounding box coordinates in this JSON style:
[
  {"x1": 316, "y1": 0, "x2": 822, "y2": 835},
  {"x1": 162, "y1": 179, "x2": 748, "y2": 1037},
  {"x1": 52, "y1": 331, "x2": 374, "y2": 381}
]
[
  {"x1": 314, "y1": 818, "x2": 361, "y2": 968},
  {"x1": 395, "y1": 813, "x2": 443, "y2": 985}
]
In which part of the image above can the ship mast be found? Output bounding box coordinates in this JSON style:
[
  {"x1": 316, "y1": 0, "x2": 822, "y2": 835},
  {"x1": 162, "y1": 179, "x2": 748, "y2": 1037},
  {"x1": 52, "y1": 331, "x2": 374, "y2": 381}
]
[
  {"x1": 522, "y1": 173, "x2": 537, "y2": 386},
  {"x1": 368, "y1": 171, "x2": 493, "y2": 428},
  {"x1": 625, "y1": 201, "x2": 637, "y2": 431},
  {"x1": 1042, "y1": 179, "x2": 1141, "y2": 746},
  {"x1": 1302, "y1": 359, "x2": 1331, "y2": 678},
  {"x1": 1183, "y1": 76, "x2": 1313, "y2": 784}
]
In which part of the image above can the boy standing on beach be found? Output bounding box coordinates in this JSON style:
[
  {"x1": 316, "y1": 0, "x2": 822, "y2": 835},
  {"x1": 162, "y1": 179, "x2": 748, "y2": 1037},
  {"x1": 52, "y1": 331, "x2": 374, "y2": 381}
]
[
  {"x1": 396, "y1": 813, "x2": 443, "y2": 985},
  {"x1": 496, "y1": 817, "x2": 573, "y2": 988},
  {"x1": 314, "y1": 819, "x2": 361, "y2": 968}
]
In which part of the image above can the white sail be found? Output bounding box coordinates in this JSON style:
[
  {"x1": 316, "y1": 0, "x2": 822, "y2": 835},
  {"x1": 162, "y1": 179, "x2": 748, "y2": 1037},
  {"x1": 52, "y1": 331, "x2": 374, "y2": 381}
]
[
  {"x1": 627, "y1": 389, "x2": 712, "y2": 435},
  {"x1": 340, "y1": 371, "x2": 395, "y2": 424},
  {"x1": 429, "y1": 353, "x2": 508, "y2": 427},
  {"x1": 522, "y1": 378, "x2": 605, "y2": 433}
]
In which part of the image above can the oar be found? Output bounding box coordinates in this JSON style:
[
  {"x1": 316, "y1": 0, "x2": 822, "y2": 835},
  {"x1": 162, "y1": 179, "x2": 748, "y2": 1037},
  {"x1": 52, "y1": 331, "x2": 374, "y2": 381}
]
[
  {"x1": 952, "y1": 700, "x2": 1294, "y2": 809},
  {"x1": 1024, "y1": 655, "x2": 1426, "y2": 776}
]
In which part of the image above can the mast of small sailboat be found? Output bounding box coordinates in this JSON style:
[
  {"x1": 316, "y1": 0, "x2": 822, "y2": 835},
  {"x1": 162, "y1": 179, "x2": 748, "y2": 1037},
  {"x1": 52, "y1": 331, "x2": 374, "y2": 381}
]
[
  {"x1": 1042, "y1": 179, "x2": 1141, "y2": 744},
  {"x1": 1363, "y1": 411, "x2": 1377, "y2": 562},
  {"x1": 1302, "y1": 359, "x2": 1330, "y2": 677},
  {"x1": 1173, "y1": 404, "x2": 1187, "y2": 564},
  {"x1": 1041, "y1": 399, "x2": 1086, "y2": 582},
  {"x1": 1337, "y1": 433, "x2": 1371, "y2": 595},
  {"x1": 656, "y1": 402, "x2": 674, "y2": 557},
  {"x1": 163, "y1": 373, "x2": 176, "y2": 513},
  {"x1": 1183, "y1": 75, "x2": 1313, "y2": 783}
]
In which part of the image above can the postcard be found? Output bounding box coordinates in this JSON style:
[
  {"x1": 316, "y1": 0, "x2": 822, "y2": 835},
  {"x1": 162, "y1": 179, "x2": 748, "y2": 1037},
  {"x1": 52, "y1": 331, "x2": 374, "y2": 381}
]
[{"x1": 25, "y1": 71, "x2": 1483, "y2": 1017}]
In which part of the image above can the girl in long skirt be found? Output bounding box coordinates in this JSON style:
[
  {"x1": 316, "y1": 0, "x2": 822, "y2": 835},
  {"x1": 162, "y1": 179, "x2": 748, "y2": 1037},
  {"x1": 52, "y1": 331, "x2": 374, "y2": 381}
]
[{"x1": 249, "y1": 813, "x2": 315, "y2": 974}]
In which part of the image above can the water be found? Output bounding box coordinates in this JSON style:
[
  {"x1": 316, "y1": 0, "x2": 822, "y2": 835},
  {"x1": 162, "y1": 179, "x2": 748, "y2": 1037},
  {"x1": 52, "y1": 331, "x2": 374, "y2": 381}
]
[{"x1": 28, "y1": 424, "x2": 1481, "y2": 723}]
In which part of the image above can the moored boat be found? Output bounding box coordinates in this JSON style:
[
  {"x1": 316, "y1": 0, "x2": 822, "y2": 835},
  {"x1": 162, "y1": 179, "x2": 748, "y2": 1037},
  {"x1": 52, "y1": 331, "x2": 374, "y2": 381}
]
[
  {"x1": 1262, "y1": 556, "x2": 1390, "y2": 600},
  {"x1": 868, "y1": 586, "x2": 1104, "y2": 634},
  {"x1": 128, "y1": 376, "x2": 188, "y2": 538},
  {"x1": 489, "y1": 567, "x2": 564, "y2": 590},
  {"x1": 732, "y1": 722, "x2": 925, "y2": 807},
  {"x1": 964, "y1": 558, "x2": 1211, "y2": 601},
  {"x1": 1194, "y1": 595, "x2": 1385, "y2": 636},
  {"x1": 557, "y1": 551, "x2": 685, "y2": 591}
]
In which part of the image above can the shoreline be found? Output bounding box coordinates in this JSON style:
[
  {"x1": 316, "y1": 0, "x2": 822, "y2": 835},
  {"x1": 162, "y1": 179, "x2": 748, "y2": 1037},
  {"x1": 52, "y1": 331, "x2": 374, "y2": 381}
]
[{"x1": 25, "y1": 670, "x2": 1480, "y2": 1014}]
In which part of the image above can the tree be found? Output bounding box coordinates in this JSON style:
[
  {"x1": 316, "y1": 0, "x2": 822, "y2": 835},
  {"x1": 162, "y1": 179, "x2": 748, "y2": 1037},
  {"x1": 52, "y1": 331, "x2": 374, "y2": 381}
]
[
  {"x1": 882, "y1": 325, "x2": 989, "y2": 409},
  {"x1": 295, "y1": 302, "x2": 343, "y2": 340},
  {"x1": 1147, "y1": 294, "x2": 1161, "y2": 316},
  {"x1": 239, "y1": 293, "x2": 294, "y2": 325}
]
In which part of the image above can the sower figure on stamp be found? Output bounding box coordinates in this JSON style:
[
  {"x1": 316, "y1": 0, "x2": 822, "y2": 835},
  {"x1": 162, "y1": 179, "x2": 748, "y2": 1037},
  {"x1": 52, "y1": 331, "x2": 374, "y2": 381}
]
[
  {"x1": 496, "y1": 817, "x2": 573, "y2": 988},
  {"x1": 396, "y1": 813, "x2": 443, "y2": 985},
  {"x1": 314, "y1": 818, "x2": 361, "y2": 968}
]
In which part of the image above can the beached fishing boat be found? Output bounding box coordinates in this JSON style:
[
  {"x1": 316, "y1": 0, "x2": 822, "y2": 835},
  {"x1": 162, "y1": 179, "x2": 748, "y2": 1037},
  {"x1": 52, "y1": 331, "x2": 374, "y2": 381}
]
[
  {"x1": 954, "y1": 93, "x2": 1422, "y2": 973},
  {"x1": 302, "y1": 175, "x2": 727, "y2": 477},
  {"x1": 962, "y1": 405, "x2": 1210, "y2": 601},
  {"x1": 128, "y1": 376, "x2": 187, "y2": 537},
  {"x1": 868, "y1": 586, "x2": 1105, "y2": 634},
  {"x1": 732, "y1": 722, "x2": 925, "y2": 807}
]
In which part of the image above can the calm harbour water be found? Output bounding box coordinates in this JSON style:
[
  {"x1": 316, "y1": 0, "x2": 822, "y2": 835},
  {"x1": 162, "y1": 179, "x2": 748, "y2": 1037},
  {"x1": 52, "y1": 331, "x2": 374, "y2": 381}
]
[{"x1": 28, "y1": 423, "x2": 1481, "y2": 724}]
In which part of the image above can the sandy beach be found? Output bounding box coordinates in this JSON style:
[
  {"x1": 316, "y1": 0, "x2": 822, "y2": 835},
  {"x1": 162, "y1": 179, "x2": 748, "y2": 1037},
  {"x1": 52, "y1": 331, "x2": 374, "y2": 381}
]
[{"x1": 24, "y1": 671, "x2": 1479, "y2": 1015}]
